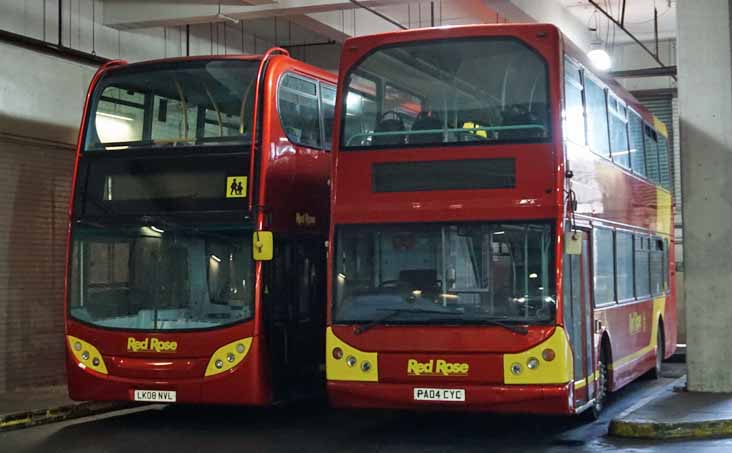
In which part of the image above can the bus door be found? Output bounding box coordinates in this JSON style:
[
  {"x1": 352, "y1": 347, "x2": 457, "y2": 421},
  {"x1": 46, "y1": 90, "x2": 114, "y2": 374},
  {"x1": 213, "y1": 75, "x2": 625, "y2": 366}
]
[
  {"x1": 265, "y1": 239, "x2": 325, "y2": 401},
  {"x1": 563, "y1": 229, "x2": 595, "y2": 408}
]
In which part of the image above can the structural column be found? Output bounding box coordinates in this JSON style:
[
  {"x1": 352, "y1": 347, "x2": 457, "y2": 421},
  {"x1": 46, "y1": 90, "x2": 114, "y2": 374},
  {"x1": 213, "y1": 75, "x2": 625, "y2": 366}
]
[{"x1": 678, "y1": 0, "x2": 732, "y2": 392}]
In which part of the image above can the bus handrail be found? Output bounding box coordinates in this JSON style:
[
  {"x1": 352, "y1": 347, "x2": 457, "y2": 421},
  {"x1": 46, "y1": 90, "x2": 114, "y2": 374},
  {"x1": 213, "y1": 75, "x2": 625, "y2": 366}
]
[{"x1": 345, "y1": 124, "x2": 547, "y2": 146}]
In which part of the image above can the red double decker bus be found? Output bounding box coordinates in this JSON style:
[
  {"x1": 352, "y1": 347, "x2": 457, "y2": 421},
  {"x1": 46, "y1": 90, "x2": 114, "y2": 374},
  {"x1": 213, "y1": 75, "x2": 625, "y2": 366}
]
[
  {"x1": 65, "y1": 49, "x2": 336, "y2": 405},
  {"x1": 326, "y1": 24, "x2": 675, "y2": 417}
]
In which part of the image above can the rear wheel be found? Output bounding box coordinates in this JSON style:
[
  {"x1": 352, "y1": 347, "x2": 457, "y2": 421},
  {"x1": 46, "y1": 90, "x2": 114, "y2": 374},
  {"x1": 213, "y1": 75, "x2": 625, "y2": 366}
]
[{"x1": 648, "y1": 324, "x2": 665, "y2": 379}]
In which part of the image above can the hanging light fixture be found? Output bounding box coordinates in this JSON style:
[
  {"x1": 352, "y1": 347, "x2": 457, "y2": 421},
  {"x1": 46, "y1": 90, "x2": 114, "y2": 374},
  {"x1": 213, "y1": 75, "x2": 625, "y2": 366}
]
[
  {"x1": 217, "y1": 0, "x2": 239, "y2": 24},
  {"x1": 587, "y1": 38, "x2": 612, "y2": 71}
]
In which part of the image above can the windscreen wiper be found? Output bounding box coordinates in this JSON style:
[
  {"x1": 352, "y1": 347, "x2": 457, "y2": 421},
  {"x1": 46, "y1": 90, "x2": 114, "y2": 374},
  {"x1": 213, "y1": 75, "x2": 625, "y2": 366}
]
[{"x1": 353, "y1": 308, "x2": 461, "y2": 335}]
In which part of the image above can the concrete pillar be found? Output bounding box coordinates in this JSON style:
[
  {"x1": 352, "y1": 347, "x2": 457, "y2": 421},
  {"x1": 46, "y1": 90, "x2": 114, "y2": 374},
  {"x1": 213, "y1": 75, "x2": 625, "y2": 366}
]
[{"x1": 678, "y1": 0, "x2": 732, "y2": 392}]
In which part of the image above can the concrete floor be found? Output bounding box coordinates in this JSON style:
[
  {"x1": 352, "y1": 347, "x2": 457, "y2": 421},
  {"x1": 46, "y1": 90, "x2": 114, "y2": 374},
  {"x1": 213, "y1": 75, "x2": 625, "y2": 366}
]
[{"x1": 2, "y1": 364, "x2": 729, "y2": 453}]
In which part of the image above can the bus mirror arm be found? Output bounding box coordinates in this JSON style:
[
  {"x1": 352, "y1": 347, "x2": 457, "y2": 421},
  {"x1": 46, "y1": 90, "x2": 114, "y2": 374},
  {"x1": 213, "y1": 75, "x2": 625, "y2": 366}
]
[{"x1": 253, "y1": 231, "x2": 273, "y2": 261}]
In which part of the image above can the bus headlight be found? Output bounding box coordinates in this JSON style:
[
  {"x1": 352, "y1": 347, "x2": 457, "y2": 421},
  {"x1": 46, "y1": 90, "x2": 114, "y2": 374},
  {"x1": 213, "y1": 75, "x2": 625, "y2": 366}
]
[
  {"x1": 527, "y1": 357, "x2": 540, "y2": 370},
  {"x1": 361, "y1": 361, "x2": 372, "y2": 372},
  {"x1": 511, "y1": 363, "x2": 522, "y2": 375},
  {"x1": 346, "y1": 356, "x2": 357, "y2": 368},
  {"x1": 67, "y1": 335, "x2": 108, "y2": 375},
  {"x1": 205, "y1": 338, "x2": 253, "y2": 377}
]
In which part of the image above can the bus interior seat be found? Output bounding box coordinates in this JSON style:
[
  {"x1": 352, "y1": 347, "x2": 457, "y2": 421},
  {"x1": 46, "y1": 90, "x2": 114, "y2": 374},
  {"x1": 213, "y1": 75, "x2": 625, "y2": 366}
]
[
  {"x1": 409, "y1": 111, "x2": 443, "y2": 144},
  {"x1": 373, "y1": 111, "x2": 406, "y2": 146},
  {"x1": 499, "y1": 103, "x2": 546, "y2": 139}
]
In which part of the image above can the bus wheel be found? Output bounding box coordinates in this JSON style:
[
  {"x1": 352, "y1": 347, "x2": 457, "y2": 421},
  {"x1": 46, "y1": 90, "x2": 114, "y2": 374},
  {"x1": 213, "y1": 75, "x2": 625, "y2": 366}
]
[
  {"x1": 648, "y1": 324, "x2": 665, "y2": 379},
  {"x1": 583, "y1": 356, "x2": 608, "y2": 421}
]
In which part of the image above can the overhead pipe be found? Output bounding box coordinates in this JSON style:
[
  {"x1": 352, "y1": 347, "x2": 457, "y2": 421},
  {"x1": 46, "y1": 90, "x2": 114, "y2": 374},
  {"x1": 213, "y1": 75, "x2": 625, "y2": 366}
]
[
  {"x1": 587, "y1": 0, "x2": 677, "y2": 81},
  {"x1": 609, "y1": 65, "x2": 677, "y2": 78},
  {"x1": 281, "y1": 40, "x2": 337, "y2": 50},
  {"x1": 0, "y1": 28, "x2": 108, "y2": 65}
]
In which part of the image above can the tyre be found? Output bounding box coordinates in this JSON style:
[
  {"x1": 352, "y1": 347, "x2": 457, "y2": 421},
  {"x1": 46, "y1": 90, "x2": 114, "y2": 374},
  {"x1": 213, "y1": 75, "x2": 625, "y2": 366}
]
[
  {"x1": 583, "y1": 354, "x2": 608, "y2": 421},
  {"x1": 647, "y1": 324, "x2": 664, "y2": 379}
]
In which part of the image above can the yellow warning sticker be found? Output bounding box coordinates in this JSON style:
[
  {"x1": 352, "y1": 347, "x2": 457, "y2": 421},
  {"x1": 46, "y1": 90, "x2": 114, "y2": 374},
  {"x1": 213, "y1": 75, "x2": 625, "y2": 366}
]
[{"x1": 226, "y1": 176, "x2": 247, "y2": 198}]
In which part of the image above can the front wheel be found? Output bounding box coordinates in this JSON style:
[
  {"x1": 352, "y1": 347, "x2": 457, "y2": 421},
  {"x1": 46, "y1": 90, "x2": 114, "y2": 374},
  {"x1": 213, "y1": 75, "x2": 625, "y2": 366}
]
[{"x1": 583, "y1": 356, "x2": 608, "y2": 421}]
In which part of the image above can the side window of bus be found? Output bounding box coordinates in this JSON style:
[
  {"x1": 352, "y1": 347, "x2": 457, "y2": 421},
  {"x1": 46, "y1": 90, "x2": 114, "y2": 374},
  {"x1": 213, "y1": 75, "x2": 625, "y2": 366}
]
[
  {"x1": 343, "y1": 74, "x2": 378, "y2": 147},
  {"x1": 563, "y1": 58, "x2": 585, "y2": 145},
  {"x1": 650, "y1": 238, "x2": 665, "y2": 295},
  {"x1": 663, "y1": 238, "x2": 670, "y2": 291},
  {"x1": 279, "y1": 74, "x2": 322, "y2": 149},
  {"x1": 658, "y1": 134, "x2": 671, "y2": 190},
  {"x1": 320, "y1": 84, "x2": 336, "y2": 151},
  {"x1": 615, "y1": 231, "x2": 634, "y2": 301},
  {"x1": 608, "y1": 95, "x2": 630, "y2": 169},
  {"x1": 634, "y1": 235, "x2": 651, "y2": 299},
  {"x1": 592, "y1": 228, "x2": 615, "y2": 305},
  {"x1": 585, "y1": 77, "x2": 610, "y2": 158},
  {"x1": 644, "y1": 125, "x2": 660, "y2": 183},
  {"x1": 628, "y1": 110, "x2": 646, "y2": 177}
]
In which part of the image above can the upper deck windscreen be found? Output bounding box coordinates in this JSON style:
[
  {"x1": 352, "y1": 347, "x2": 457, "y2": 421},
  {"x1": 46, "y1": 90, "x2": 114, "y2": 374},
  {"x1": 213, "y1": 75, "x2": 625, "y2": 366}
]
[
  {"x1": 341, "y1": 37, "x2": 550, "y2": 149},
  {"x1": 84, "y1": 59, "x2": 259, "y2": 151}
]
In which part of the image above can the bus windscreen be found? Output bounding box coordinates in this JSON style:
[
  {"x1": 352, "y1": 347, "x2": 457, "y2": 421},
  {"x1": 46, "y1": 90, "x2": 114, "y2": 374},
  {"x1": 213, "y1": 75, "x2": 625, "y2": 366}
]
[
  {"x1": 341, "y1": 37, "x2": 550, "y2": 149},
  {"x1": 84, "y1": 60, "x2": 259, "y2": 151},
  {"x1": 69, "y1": 224, "x2": 254, "y2": 331},
  {"x1": 333, "y1": 222, "x2": 555, "y2": 325}
]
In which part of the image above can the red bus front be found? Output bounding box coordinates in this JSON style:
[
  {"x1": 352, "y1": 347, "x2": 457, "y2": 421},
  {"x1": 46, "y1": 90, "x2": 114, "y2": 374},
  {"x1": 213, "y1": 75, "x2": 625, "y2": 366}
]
[
  {"x1": 326, "y1": 25, "x2": 573, "y2": 414},
  {"x1": 66, "y1": 54, "x2": 334, "y2": 405}
]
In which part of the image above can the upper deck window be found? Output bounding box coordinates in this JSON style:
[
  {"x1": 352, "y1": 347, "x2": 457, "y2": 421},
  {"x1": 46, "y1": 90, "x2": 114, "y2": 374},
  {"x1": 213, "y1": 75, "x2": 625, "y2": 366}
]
[
  {"x1": 341, "y1": 37, "x2": 550, "y2": 149},
  {"x1": 84, "y1": 60, "x2": 259, "y2": 151}
]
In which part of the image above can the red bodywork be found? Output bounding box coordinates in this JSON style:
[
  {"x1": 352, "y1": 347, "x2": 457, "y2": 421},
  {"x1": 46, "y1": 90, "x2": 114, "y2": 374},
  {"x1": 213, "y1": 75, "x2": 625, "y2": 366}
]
[
  {"x1": 326, "y1": 24, "x2": 676, "y2": 413},
  {"x1": 65, "y1": 53, "x2": 335, "y2": 405}
]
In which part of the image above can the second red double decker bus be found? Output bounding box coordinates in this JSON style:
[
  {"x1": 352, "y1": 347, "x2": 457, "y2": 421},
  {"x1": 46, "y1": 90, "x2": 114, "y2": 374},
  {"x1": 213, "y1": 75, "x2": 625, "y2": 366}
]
[
  {"x1": 66, "y1": 49, "x2": 336, "y2": 405},
  {"x1": 326, "y1": 24, "x2": 675, "y2": 417}
]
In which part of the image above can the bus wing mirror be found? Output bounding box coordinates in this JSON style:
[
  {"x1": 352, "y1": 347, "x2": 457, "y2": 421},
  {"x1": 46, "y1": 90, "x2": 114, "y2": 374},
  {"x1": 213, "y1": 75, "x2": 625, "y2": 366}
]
[
  {"x1": 565, "y1": 231, "x2": 582, "y2": 255},
  {"x1": 252, "y1": 231, "x2": 273, "y2": 261}
]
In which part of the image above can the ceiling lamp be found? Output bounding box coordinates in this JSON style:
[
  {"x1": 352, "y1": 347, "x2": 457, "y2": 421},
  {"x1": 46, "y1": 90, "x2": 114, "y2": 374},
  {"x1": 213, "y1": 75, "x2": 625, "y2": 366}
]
[{"x1": 587, "y1": 40, "x2": 612, "y2": 71}]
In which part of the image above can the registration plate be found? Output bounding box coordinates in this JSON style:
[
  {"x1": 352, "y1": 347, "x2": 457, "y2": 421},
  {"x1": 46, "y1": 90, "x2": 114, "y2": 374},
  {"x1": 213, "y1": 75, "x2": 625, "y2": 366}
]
[
  {"x1": 413, "y1": 388, "x2": 465, "y2": 402},
  {"x1": 133, "y1": 390, "x2": 177, "y2": 402}
]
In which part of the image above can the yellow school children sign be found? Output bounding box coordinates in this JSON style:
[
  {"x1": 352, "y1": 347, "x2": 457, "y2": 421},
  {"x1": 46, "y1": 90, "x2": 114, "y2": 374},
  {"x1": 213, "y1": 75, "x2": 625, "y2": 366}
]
[{"x1": 226, "y1": 176, "x2": 247, "y2": 198}]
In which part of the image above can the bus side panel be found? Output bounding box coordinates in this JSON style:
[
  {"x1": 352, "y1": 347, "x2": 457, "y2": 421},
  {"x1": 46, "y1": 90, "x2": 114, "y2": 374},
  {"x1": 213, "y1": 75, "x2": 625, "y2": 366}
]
[{"x1": 261, "y1": 59, "x2": 331, "y2": 237}]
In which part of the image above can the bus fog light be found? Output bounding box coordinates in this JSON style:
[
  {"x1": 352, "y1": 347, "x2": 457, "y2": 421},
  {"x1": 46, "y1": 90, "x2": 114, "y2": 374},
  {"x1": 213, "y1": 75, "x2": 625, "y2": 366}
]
[
  {"x1": 527, "y1": 357, "x2": 540, "y2": 370},
  {"x1": 227, "y1": 353, "x2": 236, "y2": 363},
  {"x1": 215, "y1": 359, "x2": 224, "y2": 369},
  {"x1": 542, "y1": 348, "x2": 556, "y2": 362},
  {"x1": 81, "y1": 351, "x2": 90, "y2": 361},
  {"x1": 361, "y1": 361, "x2": 371, "y2": 372},
  {"x1": 74, "y1": 342, "x2": 82, "y2": 351},
  {"x1": 332, "y1": 347, "x2": 343, "y2": 360},
  {"x1": 236, "y1": 343, "x2": 246, "y2": 354},
  {"x1": 346, "y1": 356, "x2": 357, "y2": 367},
  {"x1": 511, "y1": 363, "x2": 522, "y2": 375},
  {"x1": 92, "y1": 357, "x2": 100, "y2": 367}
]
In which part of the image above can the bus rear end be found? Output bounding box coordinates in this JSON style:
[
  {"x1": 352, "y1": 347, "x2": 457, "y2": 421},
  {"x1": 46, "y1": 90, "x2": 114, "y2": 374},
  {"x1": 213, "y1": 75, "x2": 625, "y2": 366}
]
[{"x1": 326, "y1": 24, "x2": 573, "y2": 413}]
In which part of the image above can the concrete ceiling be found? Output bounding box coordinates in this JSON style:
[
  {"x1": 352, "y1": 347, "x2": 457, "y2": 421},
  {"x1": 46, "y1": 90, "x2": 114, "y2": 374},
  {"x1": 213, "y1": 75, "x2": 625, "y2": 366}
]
[{"x1": 101, "y1": 0, "x2": 672, "y2": 55}]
